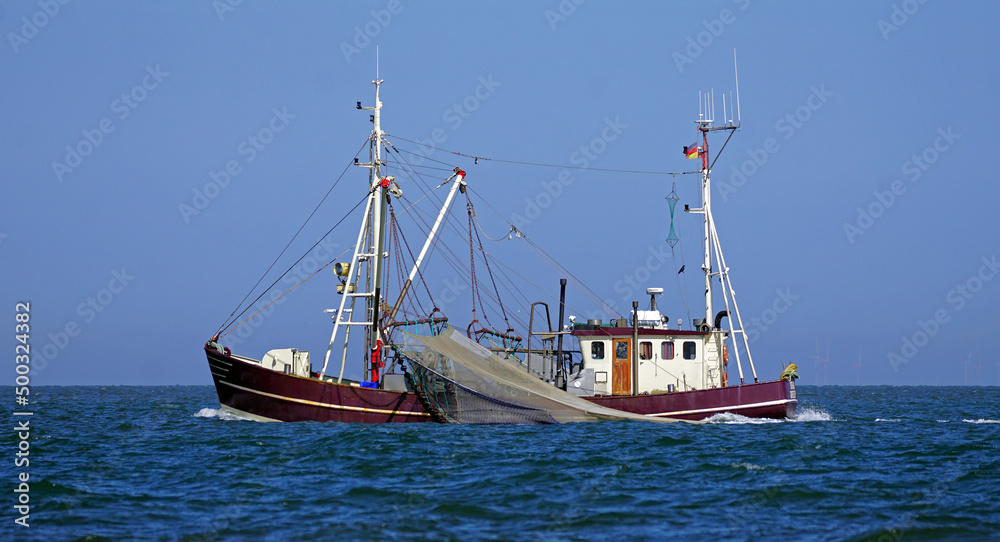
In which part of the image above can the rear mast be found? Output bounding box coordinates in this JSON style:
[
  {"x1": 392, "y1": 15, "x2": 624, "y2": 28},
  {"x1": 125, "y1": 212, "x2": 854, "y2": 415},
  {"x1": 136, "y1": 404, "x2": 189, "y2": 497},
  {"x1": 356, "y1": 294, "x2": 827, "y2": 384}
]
[{"x1": 688, "y1": 54, "x2": 760, "y2": 384}]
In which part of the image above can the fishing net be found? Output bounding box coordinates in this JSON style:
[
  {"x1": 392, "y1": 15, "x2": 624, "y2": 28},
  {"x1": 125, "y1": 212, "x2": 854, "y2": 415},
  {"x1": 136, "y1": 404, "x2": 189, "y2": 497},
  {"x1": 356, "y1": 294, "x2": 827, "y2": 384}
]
[{"x1": 394, "y1": 326, "x2": 682, "y2": 425}]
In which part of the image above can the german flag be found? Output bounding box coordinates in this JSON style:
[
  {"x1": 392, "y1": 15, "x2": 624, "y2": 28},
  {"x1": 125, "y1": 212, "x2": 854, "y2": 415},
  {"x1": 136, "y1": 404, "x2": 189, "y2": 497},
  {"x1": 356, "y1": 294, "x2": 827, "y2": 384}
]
[{"x1": 683, "y1": 142, "x2": 700, "y2": 159}]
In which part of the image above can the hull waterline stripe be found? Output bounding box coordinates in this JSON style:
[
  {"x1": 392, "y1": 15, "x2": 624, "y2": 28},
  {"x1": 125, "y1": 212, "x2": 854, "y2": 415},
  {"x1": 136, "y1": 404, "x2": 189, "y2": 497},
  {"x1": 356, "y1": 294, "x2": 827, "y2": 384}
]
[
  {"x1": 649, "y1": 398, "x2": 796, "y2": 418},
  {"x1": 219, "y1": 380, "x2": 430, "y2": 418}
]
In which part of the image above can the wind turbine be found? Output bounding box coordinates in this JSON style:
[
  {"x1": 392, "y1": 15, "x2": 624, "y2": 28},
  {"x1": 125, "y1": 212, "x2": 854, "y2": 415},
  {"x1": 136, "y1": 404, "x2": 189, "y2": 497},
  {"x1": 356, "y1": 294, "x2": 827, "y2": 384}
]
[
  {"x1": 964, "y1": 352, "x2": 972, "y2": 386},
  {"x1": 813, "y1": 338, "x2": 829, "y2": 386},
  {"x1": 854, "y1": 348, "x2": 862, "y2": 386}
]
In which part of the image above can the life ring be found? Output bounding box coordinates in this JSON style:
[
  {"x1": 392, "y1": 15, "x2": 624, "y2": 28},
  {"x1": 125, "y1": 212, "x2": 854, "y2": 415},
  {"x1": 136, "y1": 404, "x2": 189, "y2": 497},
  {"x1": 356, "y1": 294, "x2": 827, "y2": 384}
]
[{"x1": 722, "y1": 344, "x2": 729, "y2": 366}]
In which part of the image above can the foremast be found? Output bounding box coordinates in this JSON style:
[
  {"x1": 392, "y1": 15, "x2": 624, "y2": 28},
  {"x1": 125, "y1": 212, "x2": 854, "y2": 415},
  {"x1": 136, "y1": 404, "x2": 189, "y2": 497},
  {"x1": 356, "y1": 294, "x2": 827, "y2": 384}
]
[
  {"x1": 318, "y1": 79, "x2": 467, "y2": 384},
  {"x1": 320, "y1": 77, "x2": 388, "y2": 383}
]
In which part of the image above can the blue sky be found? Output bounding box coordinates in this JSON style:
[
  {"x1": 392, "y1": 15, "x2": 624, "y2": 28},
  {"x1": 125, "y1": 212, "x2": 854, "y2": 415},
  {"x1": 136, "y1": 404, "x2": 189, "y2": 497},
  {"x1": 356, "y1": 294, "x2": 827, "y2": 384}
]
[{"x1": 3, "y1": 1, "x2": 998, "y2": 386}]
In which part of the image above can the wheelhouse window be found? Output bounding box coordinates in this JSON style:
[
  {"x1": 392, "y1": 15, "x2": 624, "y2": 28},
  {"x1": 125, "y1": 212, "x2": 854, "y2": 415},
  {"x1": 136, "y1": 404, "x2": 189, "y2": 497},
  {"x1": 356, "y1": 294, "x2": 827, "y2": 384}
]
[
  {"x1": 661, "y1": 341, "x2": 674, "y2": 360},
  {"x1": 639, "y1": 341, "x2": 652, "y2": 360},
  {"x1": 591, "y1": 341, "x2": 605, "y2": 360},
  {"x1": 683, "y1": 341, "x2": 697, "y2": 360},
  {"x1": 615, "y1": 340, "x2": 629, "y2": 360}
]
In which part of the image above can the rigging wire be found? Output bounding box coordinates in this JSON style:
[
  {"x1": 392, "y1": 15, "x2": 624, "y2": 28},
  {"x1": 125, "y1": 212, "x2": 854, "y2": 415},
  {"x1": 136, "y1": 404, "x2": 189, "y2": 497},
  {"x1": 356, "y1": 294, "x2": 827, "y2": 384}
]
[
  {"x1": 709, "y1": 128, "x2": 736, "y2": 171},
  {"x1": 218, "y1": 191, "x2": 372, "y2": 337},
  {"x1": 215, "y1": 138, "x2": 369, "y2": 337},
  {"x1": 385, "y1": 139, "x2": 691, "y2": 329},
  {"x1": 465, "y1": 186, "x2": 619, "y2": 316},
  {"x1": 383, "y1": 143, "x2": 462, "y2": 169},
  {"x1": 672, "y1": 237, "x2": 693, "y2": 326},
  {"x1": 385, "y1": 132, "x2": 699, "y2": 177},
  {"x1": 220, "y1": 245, "x2": 352, "y2": 339},
  {"x1": 466, "y1": 193, "x2": 513, "y2": 333}
]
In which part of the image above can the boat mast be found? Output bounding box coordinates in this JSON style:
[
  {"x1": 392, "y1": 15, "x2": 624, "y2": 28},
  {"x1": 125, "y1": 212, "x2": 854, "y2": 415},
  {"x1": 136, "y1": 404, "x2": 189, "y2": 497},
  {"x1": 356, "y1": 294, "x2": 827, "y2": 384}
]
[
  {"x1": 690, "y1": 82, "x2": 760, "y2": 384},
  {"x1": 318, "y1": 77, "x2": 388, "y2": 383},
  {"x1": 699, "y1": 122, "x2": 713, "y2": 326},
  {"x1": 369, "y1": 77, "x2": 387, "y2": 361}
]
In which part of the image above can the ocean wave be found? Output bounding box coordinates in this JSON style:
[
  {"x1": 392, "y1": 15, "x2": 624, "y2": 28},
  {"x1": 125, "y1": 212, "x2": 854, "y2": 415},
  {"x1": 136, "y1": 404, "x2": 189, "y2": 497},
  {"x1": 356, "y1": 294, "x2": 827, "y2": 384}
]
[
  {"x1": 874, "y1": 418, "x2": 902, "y2": 422},
  {"x1": 730, "y1": 462, "x2": 770, "y2": 471},
  {"x1": 962, "y1": 419, "x2": 1000, "y2": 424}
]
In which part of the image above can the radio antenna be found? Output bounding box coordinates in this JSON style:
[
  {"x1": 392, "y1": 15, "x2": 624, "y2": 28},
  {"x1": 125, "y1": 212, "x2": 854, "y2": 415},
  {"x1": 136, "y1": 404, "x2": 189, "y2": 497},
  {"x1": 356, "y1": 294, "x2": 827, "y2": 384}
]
[{"x1": 733, "y1": 49, "x2": 741, "y2": 125}]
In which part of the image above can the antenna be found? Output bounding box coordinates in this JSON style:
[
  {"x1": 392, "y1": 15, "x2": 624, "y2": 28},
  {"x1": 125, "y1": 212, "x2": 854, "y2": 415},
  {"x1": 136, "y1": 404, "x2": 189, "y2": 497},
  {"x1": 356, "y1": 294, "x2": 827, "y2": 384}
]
[
  {"x1": 376, "y1": 45, "x2": 380, "y2": 80},
  {"x1": 733, "y1": 49, "x2": 741, "y2": 125},
  {"x1": 711, "y1": 88, "x2": 715, "y2": 123}
]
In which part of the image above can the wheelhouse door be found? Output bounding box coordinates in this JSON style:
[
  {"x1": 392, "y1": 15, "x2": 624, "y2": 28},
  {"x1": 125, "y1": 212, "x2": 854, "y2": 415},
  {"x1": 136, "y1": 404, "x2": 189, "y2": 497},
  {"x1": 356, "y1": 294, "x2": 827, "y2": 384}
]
[{"x1": 612, "y1": 338, "x2": 631, "y2": 395}]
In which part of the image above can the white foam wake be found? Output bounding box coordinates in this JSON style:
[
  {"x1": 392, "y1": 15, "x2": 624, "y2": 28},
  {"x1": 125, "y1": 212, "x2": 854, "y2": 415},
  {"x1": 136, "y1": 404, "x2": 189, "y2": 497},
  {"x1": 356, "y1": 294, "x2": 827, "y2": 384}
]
[
  {"x1": 791, "y1": 407, "x2": 832, "y2": 422},
  {"x1": 962, "y1": 419, "x2": 1000, "y2": 424},
  {"x1": 704, "y1": 407, "x2": 833, "y2": 424},
  {"x1": 704, "y1": 412, "x2": 782, "y2": 424},
  {"x1": 874, "y1": 418, "x2": 902, "y2": 422},
  {"x1": 730, "y1": 462, "x2": 770, "y2": 470},
  {"x1": 193, "y1": 407, "x2": 256, "y2": 421}
]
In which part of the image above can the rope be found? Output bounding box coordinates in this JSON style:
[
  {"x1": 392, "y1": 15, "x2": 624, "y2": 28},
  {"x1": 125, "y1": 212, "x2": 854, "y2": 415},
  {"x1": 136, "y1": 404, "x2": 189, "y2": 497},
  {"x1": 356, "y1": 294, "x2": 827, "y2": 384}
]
[
  {"x1": 215, "y1": 138, "x2": 368, "y2": 337},
  {"x1": 463, "y1": 186, "x2": 618, "y2": 317},
  {"x1": 394, "y1": 208, "x2": 437, "y2": 308},
  {"x1": 218, "y1": 192, "x2": 371, "y2": 337},
  {"x1": 385, "y1": 132, "x2": 699, "y2": 177},
  {"x1": 466, "y1": 193, "x2": 512, "y2": 332},
  {"x1": 221, "y1": 246, "x2": 351, "y2": 338}
]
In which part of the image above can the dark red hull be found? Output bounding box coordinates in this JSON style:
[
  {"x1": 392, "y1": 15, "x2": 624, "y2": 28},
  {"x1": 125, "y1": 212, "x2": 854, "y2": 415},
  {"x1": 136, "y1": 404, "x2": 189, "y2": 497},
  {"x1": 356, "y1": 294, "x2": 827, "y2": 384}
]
[
  {"x1": 205, "y1": 346, "x2": 431, "y2": 423},
  {"x1": 206, "y1": 345, "x2": 794, "y2": 423},
  {"x1": 585, "y1": 379, "x2": 797, "y2": 421}
]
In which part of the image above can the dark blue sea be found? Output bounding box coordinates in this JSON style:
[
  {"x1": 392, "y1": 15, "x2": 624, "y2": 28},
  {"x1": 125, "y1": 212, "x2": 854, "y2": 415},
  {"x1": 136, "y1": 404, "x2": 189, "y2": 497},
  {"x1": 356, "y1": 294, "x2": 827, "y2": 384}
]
[{"x1": 3, "y1": 386, "x2": 999, "y2": 541}]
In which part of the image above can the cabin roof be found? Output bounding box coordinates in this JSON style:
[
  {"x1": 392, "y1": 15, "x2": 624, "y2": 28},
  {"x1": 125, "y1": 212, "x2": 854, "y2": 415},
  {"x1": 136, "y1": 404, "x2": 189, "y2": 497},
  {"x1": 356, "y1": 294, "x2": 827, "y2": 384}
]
[{"x1": 572, "y1": 326, "x2": 709, "y2": 338}]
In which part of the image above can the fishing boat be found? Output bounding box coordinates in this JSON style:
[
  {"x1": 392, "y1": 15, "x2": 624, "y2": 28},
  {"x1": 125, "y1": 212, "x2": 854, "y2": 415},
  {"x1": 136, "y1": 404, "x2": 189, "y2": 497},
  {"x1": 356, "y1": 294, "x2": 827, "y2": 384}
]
[{"x1": 204, "y1": 76, "x2": 797, "y2": 423}]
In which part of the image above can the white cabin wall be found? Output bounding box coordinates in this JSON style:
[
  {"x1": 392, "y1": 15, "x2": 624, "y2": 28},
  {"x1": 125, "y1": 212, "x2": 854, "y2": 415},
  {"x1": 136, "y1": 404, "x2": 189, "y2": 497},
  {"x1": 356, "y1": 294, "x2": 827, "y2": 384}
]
[
  {"x1": 581, "y1": 338, "x2": 611, "y2": 395},
  {"x1": 636, "y1": 337, "x2": 706, "y2": 393}
]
